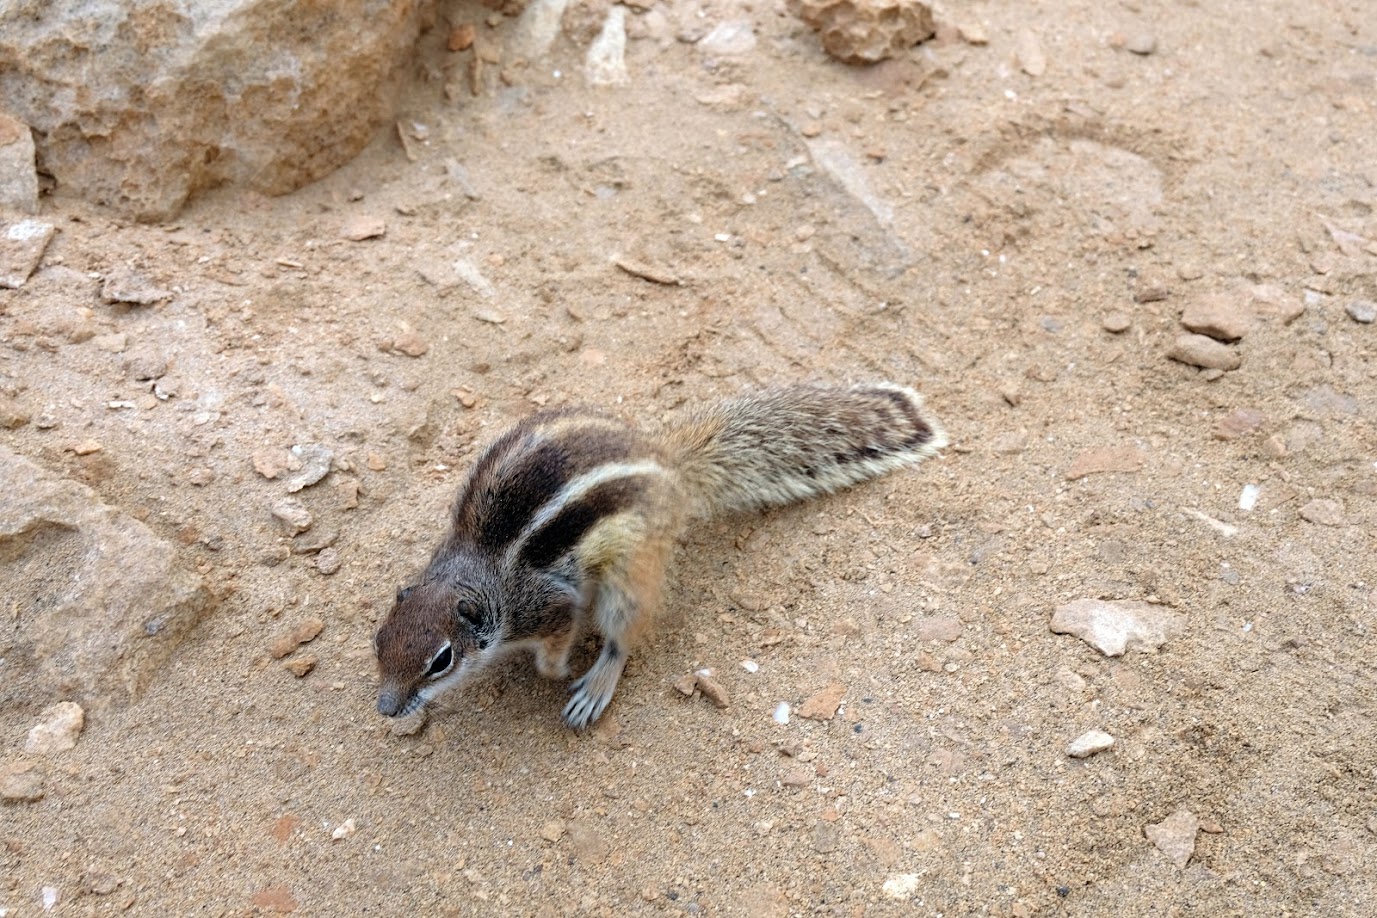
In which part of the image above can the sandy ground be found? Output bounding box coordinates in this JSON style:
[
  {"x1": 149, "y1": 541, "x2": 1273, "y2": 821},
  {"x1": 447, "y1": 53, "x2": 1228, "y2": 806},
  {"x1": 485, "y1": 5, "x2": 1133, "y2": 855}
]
[{"x1": 3, "y1": 0, "x2": 1376, "y2": 914}]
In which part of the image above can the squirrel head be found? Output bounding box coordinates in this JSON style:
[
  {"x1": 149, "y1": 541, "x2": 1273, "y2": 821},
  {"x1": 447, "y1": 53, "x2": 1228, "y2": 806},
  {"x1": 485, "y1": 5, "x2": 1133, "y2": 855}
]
[{"x1": 373, "y1": 575, "x2": 496, "y2": 718}]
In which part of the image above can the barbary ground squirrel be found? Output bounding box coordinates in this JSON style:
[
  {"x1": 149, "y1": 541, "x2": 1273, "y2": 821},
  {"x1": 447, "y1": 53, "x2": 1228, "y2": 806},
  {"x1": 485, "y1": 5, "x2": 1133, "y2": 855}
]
[{"x1": 374, "y1": 382, "x2": 947, "y2": 728}]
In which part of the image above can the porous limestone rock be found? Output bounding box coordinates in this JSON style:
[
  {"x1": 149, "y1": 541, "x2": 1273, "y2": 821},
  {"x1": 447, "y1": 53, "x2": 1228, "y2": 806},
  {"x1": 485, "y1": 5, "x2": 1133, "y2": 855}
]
[
  {"x1": 0, "y1": 0, "x2": 432, "y2": 221},
  {"x1": 790, "y1": 0, "x2": 935, "y2": 64},
  {"x1": 0, "y1": 447, "x2": 215, "y2": 710},
  {"x1": 0, "y1": 112, "x2": 39, "y2": 214}
]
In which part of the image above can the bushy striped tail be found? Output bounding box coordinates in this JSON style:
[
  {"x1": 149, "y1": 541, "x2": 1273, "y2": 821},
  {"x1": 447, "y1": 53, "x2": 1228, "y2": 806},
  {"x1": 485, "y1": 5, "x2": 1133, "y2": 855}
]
[{"x1": 662, "y1": 383, "x2": 947, "y2": 520}]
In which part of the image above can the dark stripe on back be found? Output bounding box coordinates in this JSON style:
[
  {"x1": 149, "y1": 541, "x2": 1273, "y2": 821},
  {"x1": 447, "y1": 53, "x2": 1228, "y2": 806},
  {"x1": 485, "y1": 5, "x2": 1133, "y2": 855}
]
[
  {"x1": 452, "y1": 424, "x2": 531, "y2": 534},
  {"x1": 451, "y1": 411, "x2": 647, "y2": 554},
  {"x1": 518, "y1": 474, "x2": 648, "y2": 569},
  {"x1": 475, "y1": 439, "x2": 574, "y2": 553}
]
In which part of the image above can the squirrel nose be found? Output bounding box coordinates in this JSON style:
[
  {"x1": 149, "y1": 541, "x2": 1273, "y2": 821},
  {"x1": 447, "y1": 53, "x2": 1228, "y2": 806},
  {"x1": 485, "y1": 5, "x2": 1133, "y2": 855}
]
[{"x1": 377, "y1": 689, "x2": 403, "y2": 717}]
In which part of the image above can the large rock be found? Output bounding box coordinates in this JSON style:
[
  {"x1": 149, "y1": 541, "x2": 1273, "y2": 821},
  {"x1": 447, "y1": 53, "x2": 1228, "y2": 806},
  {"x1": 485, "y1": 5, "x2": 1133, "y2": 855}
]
[
  {"x1": 0, "y1": 447, "x2": 215, "y2": 710},
  {"x1": 0, "y1": 112, "x2": 39, "y2": 214},
  {"x1": 0, "y1": 0, "x2": 432, "y2": 221},
  {"x1": 790, "y1": 0, "x2": 934, "y2": 64}
]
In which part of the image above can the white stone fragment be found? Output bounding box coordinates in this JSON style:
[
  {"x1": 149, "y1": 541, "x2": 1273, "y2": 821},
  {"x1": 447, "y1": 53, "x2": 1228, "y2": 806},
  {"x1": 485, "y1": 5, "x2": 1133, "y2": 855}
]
[
  {"x1": 1050, "y1": 599, "x2": 1185, "y2": 657},
  {"x1": 25, "y1": 702, "x2": 85, "y2": 754},
  {"x1": 772, "y1": 702, "x2": 791, "y2": 725},
  {"x1": 585, "y1": 7, "x2": 629, "y2": 86},
  {"x1": 1238, "y1": 484, "x2": 1260, "y2": 511},
  {"x1": 1066, "y1": 729, "x2": 1115, "y2": 759},
  {"x1": 882, "y1": 873, "x2": 921, "y2": 899}
]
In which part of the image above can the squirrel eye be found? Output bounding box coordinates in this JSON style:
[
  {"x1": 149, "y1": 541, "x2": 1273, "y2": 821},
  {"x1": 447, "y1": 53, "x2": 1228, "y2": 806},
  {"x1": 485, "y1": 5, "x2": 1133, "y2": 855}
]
[{"x1": 425, "y1": 643, "x2": 454, "y2": 679}]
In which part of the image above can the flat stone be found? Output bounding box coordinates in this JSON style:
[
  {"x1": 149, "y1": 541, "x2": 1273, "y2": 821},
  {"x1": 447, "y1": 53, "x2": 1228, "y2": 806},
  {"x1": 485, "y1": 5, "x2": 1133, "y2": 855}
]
[
  {"x1": 1015, "y1": 27, "x2": 1046, "y2": 75},
  {"x1": 25, "y1": 701, "x2": 85, "y2": 753},
  {"x1": 568, "y1": 819, "x2": 609, "y2": 864},
  {"x1": 0, "y1": 761, "x2": 45, "y2": 803},
  {"x1": 1065, "y1": 446, "x2": 1145, "y2": 480},
  {"x1": 101, "y1": 265, "x2": 171, "y2": 305},
  {"x1": 1101, "y1": 312, "x2": 1132, "y2": 333},
  {"x1": 1213, "y1": 408, "x2": 1266, "y2": 440},
  {"x1": 1145, "y1": 809, "x2": 1198, "y2": 868},
  {"x1": 1299, "y1": 499, "x2": 1345, "y2": 527},
  {"x1": 341, "y1": 214, "x2": 386, "y2": 241},
  {"x1": 1126, "y1": 32, "x2": 1157, "y2": 55},
  {"x1": 284, "y1": 444, "x2": 333, "y2": 493},
  {"x1": 1345, "y1": 300, "x2": 1376, "y2": 324},
  {"x1": 799, "y1": 682, "x2": 847, "y2": 720},
  {"x1": 1168, "y1": 333, "x2": 1242, "y2": 371},
  {"x1": 1181, "y1": 293, "x2": 1253, "y2": 341},
  {"x1": 0, "y1": 219, "x2": 56, "y2": 289},
  {"x1": 913, "y1": 616, "x2": 963, "y2": 642},
  {"x1": 271, "y1": 498, "x2": 313, "y2": 534},
  {"x1": 269, "y1": 617, "x2": 325, "y2": 659},
  {"x1": 1050, "y1": 599, "x2": 1185, "y2": 657},
  {"x1": 1066, "y1": 729, "x2": 1115, "y2": 758},
  {"x1": 282, "y1": 655, "x2": 317, "y2": 678},
  {"x1": 693, "y1": 670, "x2": 730, "y2": 709},
  {"x1": 698, "y1": 20, "x2": 756, "y2": 57},
  {"x1": 0, "y1": 447, "x2": 213, "y2": 708}
]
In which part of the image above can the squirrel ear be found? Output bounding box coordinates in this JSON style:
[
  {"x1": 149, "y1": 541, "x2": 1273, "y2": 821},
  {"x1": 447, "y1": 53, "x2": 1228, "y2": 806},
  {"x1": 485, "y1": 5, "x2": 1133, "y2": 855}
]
[
  {"x1": 396, "y1": 585, "x2": 414, "y2": 604},
  {"x1": 455, "y1": 599, "x2": 479, "y2": 626}
]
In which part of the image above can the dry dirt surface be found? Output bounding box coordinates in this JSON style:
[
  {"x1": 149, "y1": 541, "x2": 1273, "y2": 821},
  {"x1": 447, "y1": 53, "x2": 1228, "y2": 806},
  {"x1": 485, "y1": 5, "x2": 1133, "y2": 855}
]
[{"x1": 3, "y1": 1, "x2": 1376, "y2": 915}]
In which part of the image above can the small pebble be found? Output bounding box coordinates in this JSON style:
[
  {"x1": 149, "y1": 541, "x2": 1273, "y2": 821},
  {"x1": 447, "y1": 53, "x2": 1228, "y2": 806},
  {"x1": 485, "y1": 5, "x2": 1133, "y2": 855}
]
[
  {"x1": 740, "y1": 659, "x2": 759, "y2": 673},
  {"x1": 1145, "y1": 809, "x2": 1198, "y2": 868},
  {"x1": 693, "y1": 669, "x2": 730, "y2": 709},
  {"x1": 1181, "y1": 294, "x2": 1253, "y2": 341},
  {"x1": 1213, "y1": 407, "x2": 1266, "y2": 440},
  {"x1": 269, "y1": 617, "x2": 325, "y2": 659},
  {"x1": 1168, "y1": 333, "x2": 1241, "y2": 371},
  {"x1": 341, "y1": 214, "x2": 386, "y2": 241},
  {"x1": 0, "y1": 761, "x2": 45, "y2": 802},
  {"x1": 913, "y1": 616, "x2": 963, "y2": 643},
  {"x1": 285, "y1": 444, "x2": 333, "y2": 493},
  {"x1": 1299, "y1": 498, "x2": 1345, "y2": 527},
  {"x1": 252, "y1": 449, "x2": 288, "y2": 479},
  {"x1": 799, "y1": 683, "x2": 846, "y2": 720},
  {"x1": 1016, "y1": 27, "x2": 1046, "y2": 76},
  {"x1": 316, "y1": 547, "x2": 342, "y2": 575},
  {"x1": 330, "y1": 817, "x2": 357, "y2": 840},
  {"x1": 772, "y1": 702, "x2": 791, "y2": 725},
  {"x1": 1345, "y1": 299, "x2": 1376, "y2": 324},
  {"x1": 25, "y1": 702, "x2": 85, "y2": 754},
  {"x1": 101, "y1": 265, "x2": 170, "y2": 304},
  {"x1": 1126, "y1": 32, "x2": 1157, "y2": 55},
  {"x1": 1066, "y1": 729, "x2": 1115, "y2": 758},
  {"x1": 271, "y1": 498, "x2": 313, "y2": 534},
  {"x1": 392, "y1": 331, "x2": 430, "y2": 357},
  {"x1": 283, "y1": 655, "x2": 317, "y2": 678},
  {"x1": 1238, "y1": 484, "x2": 1261, "y2": 511},
  {"x1": 1101, "y1": 312, "x2": 1132, "y2": 333},
  {"x1": 540, "y1": 819, "x2": 566, "y2": 842}
]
